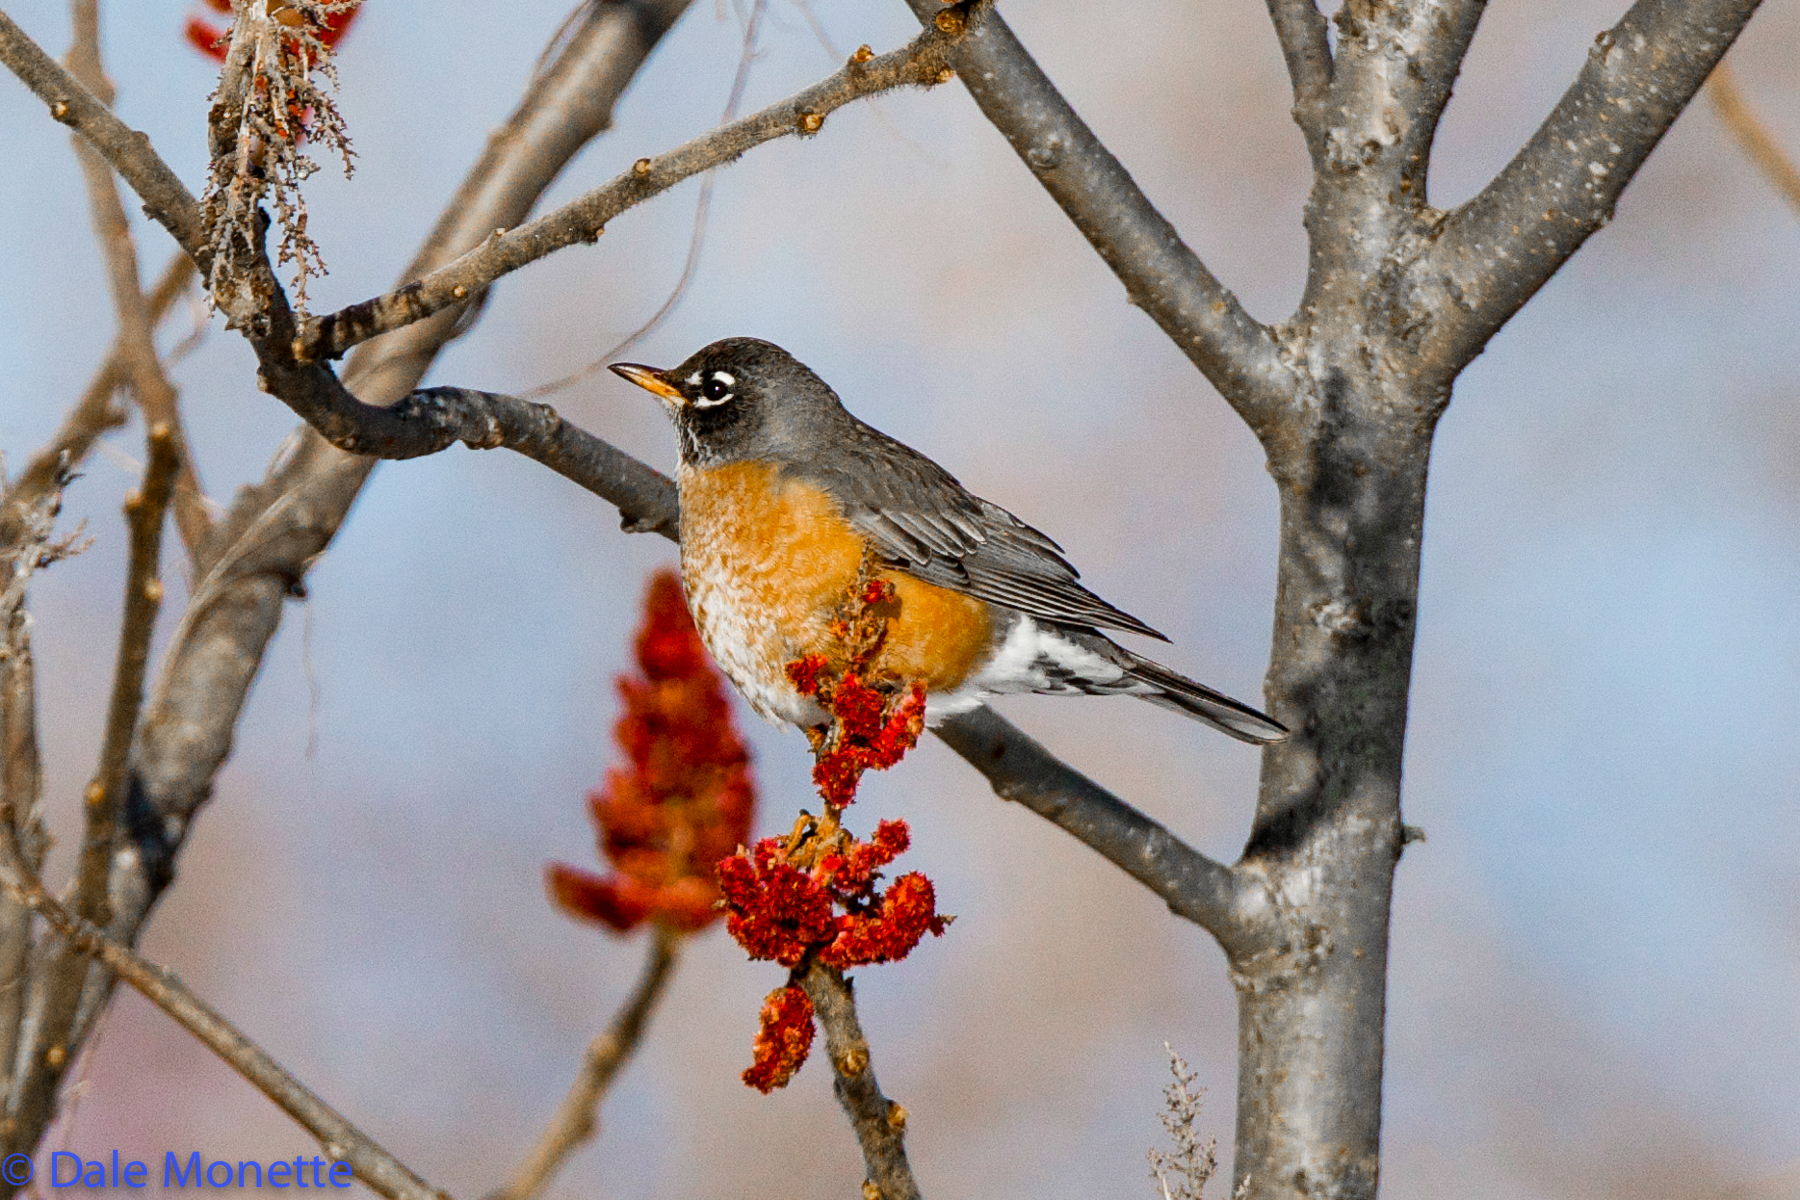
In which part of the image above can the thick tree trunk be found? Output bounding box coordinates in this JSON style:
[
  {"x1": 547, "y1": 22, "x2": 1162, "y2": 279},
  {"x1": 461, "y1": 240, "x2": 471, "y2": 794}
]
[{"x1": 1231, "y1": 410, "x2": 1433, "y2": 1200}]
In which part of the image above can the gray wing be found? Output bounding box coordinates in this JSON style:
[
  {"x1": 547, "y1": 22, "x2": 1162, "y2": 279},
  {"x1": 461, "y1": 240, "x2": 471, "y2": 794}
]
[{"x1": 794, "y1": 420, "x2": 1170, "y2": 642}]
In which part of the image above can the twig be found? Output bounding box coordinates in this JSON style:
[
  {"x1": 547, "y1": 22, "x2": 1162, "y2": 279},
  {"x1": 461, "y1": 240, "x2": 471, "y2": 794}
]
[
  {"x1": 1707, "y1": 61, "x2": 1800, "y2": 218},
  {"x1": 0, "y1": 842, "x2": 445, "y2": 1200},
  {"x1": 1424, "y1": 0, "x2": 1764, "y2": 374},
  {"x1": 1262, "y1": 0, "x2": 1331, "y2": 161},
  {"x1": 65, "y1": 4, "x2": 210, "y2": 559},
  {"x1": 6, "y1": 425, "x2": 176, "y2": 1153},
  {"x1": 492, "y1": 926, "x2": 681, "y2": 1200},
  {"x1": 82, "y1": 424, "x2": 178, "y2": 922},
  {"x1": 0, "y1": 7, "x2": 204, "y2": 262},
  {"x1": 799, "y1": 963, "x2": 921, "y2": 1200},
  {"x1": 299, "y1": 25, "x2": 961, "y2": 361},
  {"x1": 901, "y1": 0, "x2": 1291, "y2": 439}
]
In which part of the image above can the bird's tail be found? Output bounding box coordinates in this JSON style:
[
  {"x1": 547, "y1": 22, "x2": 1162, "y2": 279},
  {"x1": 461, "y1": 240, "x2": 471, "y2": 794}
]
[{"x1": 1124, "y1": 654, "x2": 1288, "y2": 744}]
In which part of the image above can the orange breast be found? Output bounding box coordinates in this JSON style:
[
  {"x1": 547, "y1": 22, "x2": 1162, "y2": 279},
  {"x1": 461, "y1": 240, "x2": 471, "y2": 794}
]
[{"x1": 677, "y1": 461, "x2": 994, "y2": 723}]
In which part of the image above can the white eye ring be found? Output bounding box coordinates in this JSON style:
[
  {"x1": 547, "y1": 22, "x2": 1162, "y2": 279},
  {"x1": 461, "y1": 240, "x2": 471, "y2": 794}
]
[{"x1": 694, "y1": 370, "x2": 736, "y2": 407}]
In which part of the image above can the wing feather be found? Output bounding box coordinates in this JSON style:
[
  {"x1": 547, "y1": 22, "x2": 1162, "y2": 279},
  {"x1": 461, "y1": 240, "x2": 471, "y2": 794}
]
[{"x1": 790, "y1": 418, "x2": 1168, "y2": 642}]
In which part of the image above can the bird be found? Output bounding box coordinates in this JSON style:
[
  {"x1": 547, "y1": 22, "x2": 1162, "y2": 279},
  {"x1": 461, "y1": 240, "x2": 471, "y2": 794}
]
[{"x1": 608, "y1": 337, "x2": 1287, "y2": 745}]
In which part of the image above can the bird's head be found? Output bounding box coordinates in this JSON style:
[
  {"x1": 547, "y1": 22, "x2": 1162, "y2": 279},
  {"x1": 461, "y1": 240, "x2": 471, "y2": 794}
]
[{"x1": 610, "y1": 337, "x2": 847, "y2": 468}]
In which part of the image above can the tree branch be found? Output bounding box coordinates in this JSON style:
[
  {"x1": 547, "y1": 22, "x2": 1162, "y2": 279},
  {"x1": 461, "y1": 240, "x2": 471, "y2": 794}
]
[
  {"x1": 65, "y1": 8, "x2": 210, "y2": 559},
  {"x1": 799, "y1": 963, "x2": 920, "y2": 1200},
  {"x1": 1263, "y1": 0, "x2": 1331, "y2": 162},
  {"x1": 0, "y1": 7, "x2": 204, "y2": 262},
  {"x1": 493, "y1": 926, "x2": 680, "y2": 1200},
  {"x1": 1707, "y1": 61, "x2": 1800, "y2": 217},
  {"x1": 932, "y1": 706, "x2": 1268, "y2": 957},
  {"x1": 902, "y1": 0, "x2": 1292, "y2": 438},
  {"x1": 1421, "y1": 0, "x2": 1764, "y2": 372},
  {"x1": 0, "y1": 839, "x2": 444, "y2": 1200},
  {"x1": 299, "y1": 27, "x2": 961, "y2": 362},
  {"x1": 6, "y1": 425, "x2": 176, "y2": 1154}
]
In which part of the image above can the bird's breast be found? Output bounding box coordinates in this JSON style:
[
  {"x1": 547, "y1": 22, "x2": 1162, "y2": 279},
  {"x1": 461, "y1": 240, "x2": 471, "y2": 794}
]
[{"x1": 676, "y1": 461, "x2": 997, "y2": 726}]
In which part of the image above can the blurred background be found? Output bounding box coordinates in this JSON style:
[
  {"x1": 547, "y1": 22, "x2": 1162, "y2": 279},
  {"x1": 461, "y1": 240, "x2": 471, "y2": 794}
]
[{"x1": 3, "y1": 0, "x2": 1799, "y2": 1196}]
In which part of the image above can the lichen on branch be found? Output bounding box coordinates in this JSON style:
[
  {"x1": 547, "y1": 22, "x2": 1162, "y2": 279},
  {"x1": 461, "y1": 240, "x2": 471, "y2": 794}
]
[{"x1": 197, "y1": 0, "x2": 359, "y2": 310}]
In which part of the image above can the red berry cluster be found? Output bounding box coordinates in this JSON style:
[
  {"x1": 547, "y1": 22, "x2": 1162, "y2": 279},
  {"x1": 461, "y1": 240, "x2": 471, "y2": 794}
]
[
  {"x1": 720, "y1": 816, "x2": 947, "y2": 1091},
  {"x1": 548, "y1": 569, "x2": 756, "y2": 934},
  {"x1": 785, "y1": 577, "x2": 929, "y2": 809},
  {"x1": 742, "y1": 985, "x2": 815, "y2": 1094},
  {"x1": 185, "y1": 0, "x2": 361, "y2": 62}
]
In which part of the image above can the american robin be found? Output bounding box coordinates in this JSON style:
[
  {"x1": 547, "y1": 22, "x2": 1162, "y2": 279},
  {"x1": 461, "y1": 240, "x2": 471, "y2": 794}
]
[{"x1": 609, "y1": 338, "x2": 1286, "y2": 745}]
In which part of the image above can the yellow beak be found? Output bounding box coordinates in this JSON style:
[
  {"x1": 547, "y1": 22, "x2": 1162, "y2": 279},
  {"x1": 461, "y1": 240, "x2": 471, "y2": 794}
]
[{"x1": 608, "y1": 362, "x2": 686, "y2": 404}]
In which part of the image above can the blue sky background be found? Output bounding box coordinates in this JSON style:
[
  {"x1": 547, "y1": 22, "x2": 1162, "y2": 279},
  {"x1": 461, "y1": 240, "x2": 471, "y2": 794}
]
[{"x1": 2, "y1": 1, "x2": 1798, "y2": 1197}]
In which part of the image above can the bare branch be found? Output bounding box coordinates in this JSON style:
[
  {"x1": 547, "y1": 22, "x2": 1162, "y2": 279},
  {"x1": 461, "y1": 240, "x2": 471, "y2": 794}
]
[
  {"x1": 7, "y1": 425, "x2": 176, "y2": 1153},
  {"x1": 1263, "y1": 0, "x2": 1331, "y2": 160},
  {"x1": 902, "y1": 0, "x2": 1292, "y2": 438},
  {"x1": 0, "y1": 837, "x2": 444, "y2": 1200},
  {"x1": 799, "y1": 964, "x2": 920, "y2": 1200},
  {"x1": 300, "y1": 27, "x2": 960, "y2": 361},
  {"x1": 494, "y1": 926, "x2": 681, "y2": 1200},
  {"x1": 1707, "y1": 61, "x2": 1800, "y2": 218},
  {"x1": 1422, "y1": 0, "x2": 1764, "y2": 373},
  {"x1": 66, "y1": 14, "x2": 210, "y2": 558},
  {"x1": 0, "y1": 8, "x2": 204, "y2": 262},
  {"x1": 932, "y1": 706, "x2": 1268, "y2": 958}
]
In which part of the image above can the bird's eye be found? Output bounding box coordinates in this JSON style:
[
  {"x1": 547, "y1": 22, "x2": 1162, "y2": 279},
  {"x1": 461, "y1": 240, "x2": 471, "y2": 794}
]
[{"x1": 697, "y1": 372, "x2": 734, "y2": 405}]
